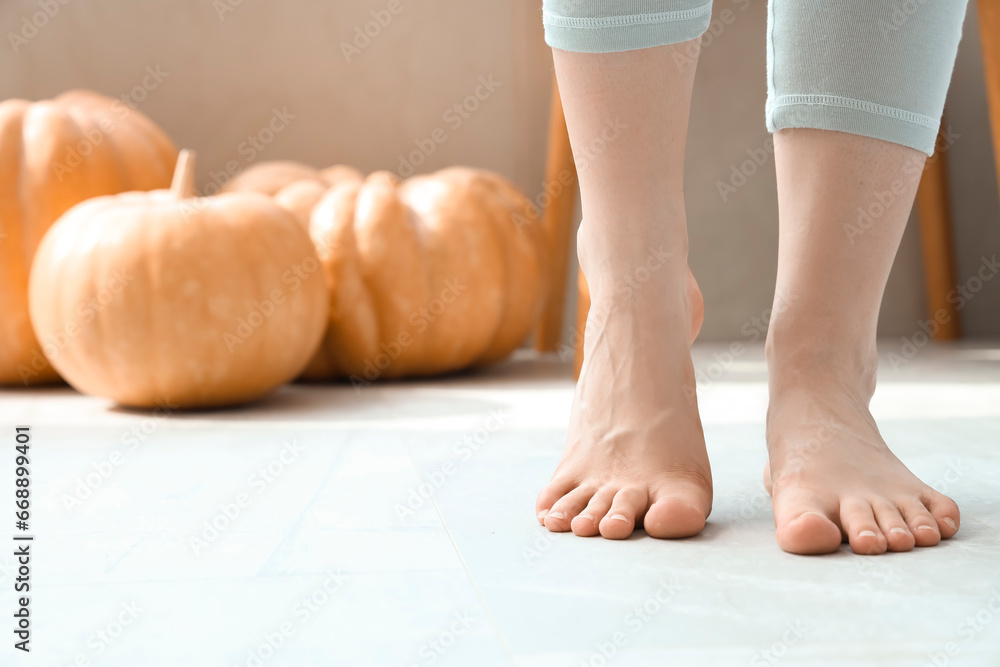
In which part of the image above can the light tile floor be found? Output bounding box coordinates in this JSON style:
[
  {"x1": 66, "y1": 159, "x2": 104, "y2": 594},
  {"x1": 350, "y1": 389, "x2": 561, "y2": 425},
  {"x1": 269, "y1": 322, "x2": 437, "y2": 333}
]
[{"x1": 2, "y1": 341, "x2": 1000, "y2": 666}]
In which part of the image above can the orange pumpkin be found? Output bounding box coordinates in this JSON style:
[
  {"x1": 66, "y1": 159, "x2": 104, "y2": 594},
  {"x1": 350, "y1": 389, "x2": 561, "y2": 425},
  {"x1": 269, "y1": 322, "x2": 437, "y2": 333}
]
[
  {"x1": 225, "y1": 161, "x2": 547, "y2": 383},
  {"x1": 0, "y1": 90, "x2": 178, "y2": 385},
  {"x1": 28, "y1": 151, "x2": 328, "y2": 408}
]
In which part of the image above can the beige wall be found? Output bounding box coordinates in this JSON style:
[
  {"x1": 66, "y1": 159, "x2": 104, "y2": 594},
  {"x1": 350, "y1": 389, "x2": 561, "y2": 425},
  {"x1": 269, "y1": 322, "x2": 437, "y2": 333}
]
[{"x1": 2, "y1": 0, "x2": 996, "y2": 341}]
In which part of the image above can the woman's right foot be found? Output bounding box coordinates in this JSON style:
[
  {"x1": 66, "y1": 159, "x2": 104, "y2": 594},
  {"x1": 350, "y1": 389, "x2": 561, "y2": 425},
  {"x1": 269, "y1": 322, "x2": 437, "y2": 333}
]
[
  {"x1": 763, "y1": 328, "x2": 961, "y2": 555},
  {"x1": 536, "y1": 227, "x2": 713, "y2": 540}
]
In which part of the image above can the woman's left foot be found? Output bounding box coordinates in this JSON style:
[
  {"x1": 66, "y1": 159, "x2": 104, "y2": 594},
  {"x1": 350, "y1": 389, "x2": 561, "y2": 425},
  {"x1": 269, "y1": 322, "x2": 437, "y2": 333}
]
[{"x1": 765, "y1": 345, "x2": 961, "y2": 555}]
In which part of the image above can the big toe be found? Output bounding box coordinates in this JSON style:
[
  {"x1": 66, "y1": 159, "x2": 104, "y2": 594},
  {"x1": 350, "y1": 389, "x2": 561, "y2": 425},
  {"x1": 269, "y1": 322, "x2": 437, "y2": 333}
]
[
  {"x1": 776, "y1": 511, "x2": 843, "y2": 555},
  {"x1": 643, "y1": 495, "x2": 707, "y2": 539},
  {"x1": 644, "y1": 478, "x2": 711, "y2": 539}
]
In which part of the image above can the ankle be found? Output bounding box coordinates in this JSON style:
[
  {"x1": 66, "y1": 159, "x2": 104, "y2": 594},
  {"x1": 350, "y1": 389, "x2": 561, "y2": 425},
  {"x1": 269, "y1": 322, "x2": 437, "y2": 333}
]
[
  {"x1": 577, "y1": 205, "x2": 688, "y2": 275},
  {"x1": 578, "y1": 235, "x2": 689, "y2": 303},
  {"x1": 765, "y1": 321, "x2": 879, "y2": 399}
]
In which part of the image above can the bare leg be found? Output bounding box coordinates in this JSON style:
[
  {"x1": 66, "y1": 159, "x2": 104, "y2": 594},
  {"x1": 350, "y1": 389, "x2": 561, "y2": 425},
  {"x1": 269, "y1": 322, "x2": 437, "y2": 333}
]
[
  {"x1": 765, "y1": 129, "x2": 961, "y2": 555},
  {"x1": 535, "y1": 41, "x2": 712, "y2": 540}
]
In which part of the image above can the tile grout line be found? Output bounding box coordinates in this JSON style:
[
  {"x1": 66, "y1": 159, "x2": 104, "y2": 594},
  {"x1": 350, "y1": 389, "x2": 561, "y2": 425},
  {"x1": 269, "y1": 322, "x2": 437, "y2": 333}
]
[
  {"x1": 255, "y1": 435, "x2": 351, "y2": 577},
  {"x1": 405, "y1": 440, "x2": 519, "y2": 667}
]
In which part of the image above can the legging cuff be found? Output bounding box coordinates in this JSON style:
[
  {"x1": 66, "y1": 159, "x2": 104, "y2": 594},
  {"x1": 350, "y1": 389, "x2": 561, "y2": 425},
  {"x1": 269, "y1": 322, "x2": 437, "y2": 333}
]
[
  {"x1": 543, "y1": 1, "x2": 713, "y2": 53},
  {"x1": 766, "y1": 95, "x2": 941, "y2": 156}
]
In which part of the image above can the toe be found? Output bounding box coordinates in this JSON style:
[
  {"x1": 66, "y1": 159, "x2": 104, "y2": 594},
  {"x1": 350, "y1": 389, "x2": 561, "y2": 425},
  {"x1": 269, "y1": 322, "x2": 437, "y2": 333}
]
[
  {"x1": 772, "y1": 489, "x2": 841, "y2": 555},
  {"x1": 544, "y1": 486, "x2": 596, "y2": 532},
  {"x1": 535, "y1": 478, "x2": 575, "y2": 525},
  {"x1": 873, "y1": 500, "x2": 915, "y2": 552},
  {"x1": 572, "y1": 488, "x2": 614, "y2": 537},
  {"x1": 922, "y1": 490, "x2": 960, "y2": 539},
  {"x1": 775, "y1": 511, "x2": 842, "y2": 555},
  {"x1": 900, "y1": 500, "x2": 941, "y2": 547},
  {"x1": 644, "y1": 497, "x2": 706, "y2": 539},
  {"x1": 644, "y1": 481, "x2": 711, "y2": 539},
  {"x1": 840, "y1": 498, "x2": 887, "y2": 555},
  {"x1": 599, "y1": 486, "x2": 647, "y2": 540}
]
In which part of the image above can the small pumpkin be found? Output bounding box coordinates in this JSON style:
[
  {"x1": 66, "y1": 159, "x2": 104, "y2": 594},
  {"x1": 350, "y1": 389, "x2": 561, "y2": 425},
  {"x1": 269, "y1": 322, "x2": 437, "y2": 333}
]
[
  {"x1": 225, "y1": 161, "x2": 547, "y2": 382},
  {"x1": 0, "y1": 90, "x2": 178, "y2": 385},
  {"x1": 28, "y1": 151, "x2": 328, "y2": 408}
]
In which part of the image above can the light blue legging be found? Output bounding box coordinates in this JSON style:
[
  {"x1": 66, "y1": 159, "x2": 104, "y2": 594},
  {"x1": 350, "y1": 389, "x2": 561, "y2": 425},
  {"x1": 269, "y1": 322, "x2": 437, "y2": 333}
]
[{"x1": 542, "y1": 0, "x2": 969, "y2": 156}]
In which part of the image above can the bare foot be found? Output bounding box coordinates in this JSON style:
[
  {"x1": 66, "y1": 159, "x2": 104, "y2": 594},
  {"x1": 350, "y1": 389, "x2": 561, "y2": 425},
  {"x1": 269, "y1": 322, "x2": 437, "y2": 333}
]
[
  {"x1": 536, "y1": 233, "x2": 712, "y2": 540},
  {"x1": 765, "y1": 347, "x2": 961, "y2": 555}
]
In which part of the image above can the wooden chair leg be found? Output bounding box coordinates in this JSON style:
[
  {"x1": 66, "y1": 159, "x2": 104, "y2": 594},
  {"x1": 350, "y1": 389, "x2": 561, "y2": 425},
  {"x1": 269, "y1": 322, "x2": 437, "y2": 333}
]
[
  {"x1": 916, "y1": 124, "x2": 961, "y2": 340},
  {"x1": 535, "y1": 75, "x2": 579, "y2": 352},
  {"x1": 979, "y1": 0, "x2": 1000, "y2": 200}
]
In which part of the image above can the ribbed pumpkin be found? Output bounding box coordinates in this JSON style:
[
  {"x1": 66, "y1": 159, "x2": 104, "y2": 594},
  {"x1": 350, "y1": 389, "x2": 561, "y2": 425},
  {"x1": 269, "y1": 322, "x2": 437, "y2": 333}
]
[
  {"x1": 224, "y1": 161, "x2": 546, "y2": 382},
  {"x1": 27, "y1": 152, "x2": 328, "y2": 408},
  {"x1": 0, "y1": 90, "x2": 178, "y2": 385}
]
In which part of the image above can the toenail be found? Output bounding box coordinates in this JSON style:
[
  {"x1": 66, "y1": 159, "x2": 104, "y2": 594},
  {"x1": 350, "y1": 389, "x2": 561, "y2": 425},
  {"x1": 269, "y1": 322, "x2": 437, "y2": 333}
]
[
  {"x1": 858, "y1": 530, "x2": 877, "y2": 538},
  {"x1": 537, "y1": 510, "x2": 548, "y2": 520},
  {"x1": 943, "y1": 517, "x2": 957, "y2": 531},
  {"x1": 609, "y1": 514, "x2": 629, "y2": 523},
  {"x1": 916, "y1": 525, "x2": 936, "y2": 532},
  {"x1": 890, "y1": 527, "x2": 908, "y2": 535},
  {"x1": 577, "y1": 513, "x2": 594, "y2": 521},
  {"x1": 547, "y1": 511, "x2": 565, "y2": 520}
]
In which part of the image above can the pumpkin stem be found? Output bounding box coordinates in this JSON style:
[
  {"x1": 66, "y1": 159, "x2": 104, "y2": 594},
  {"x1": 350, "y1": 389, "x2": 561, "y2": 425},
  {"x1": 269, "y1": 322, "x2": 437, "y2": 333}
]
[{"x1": 170, "y1": 149, "x2": 196, "y2": 199}]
